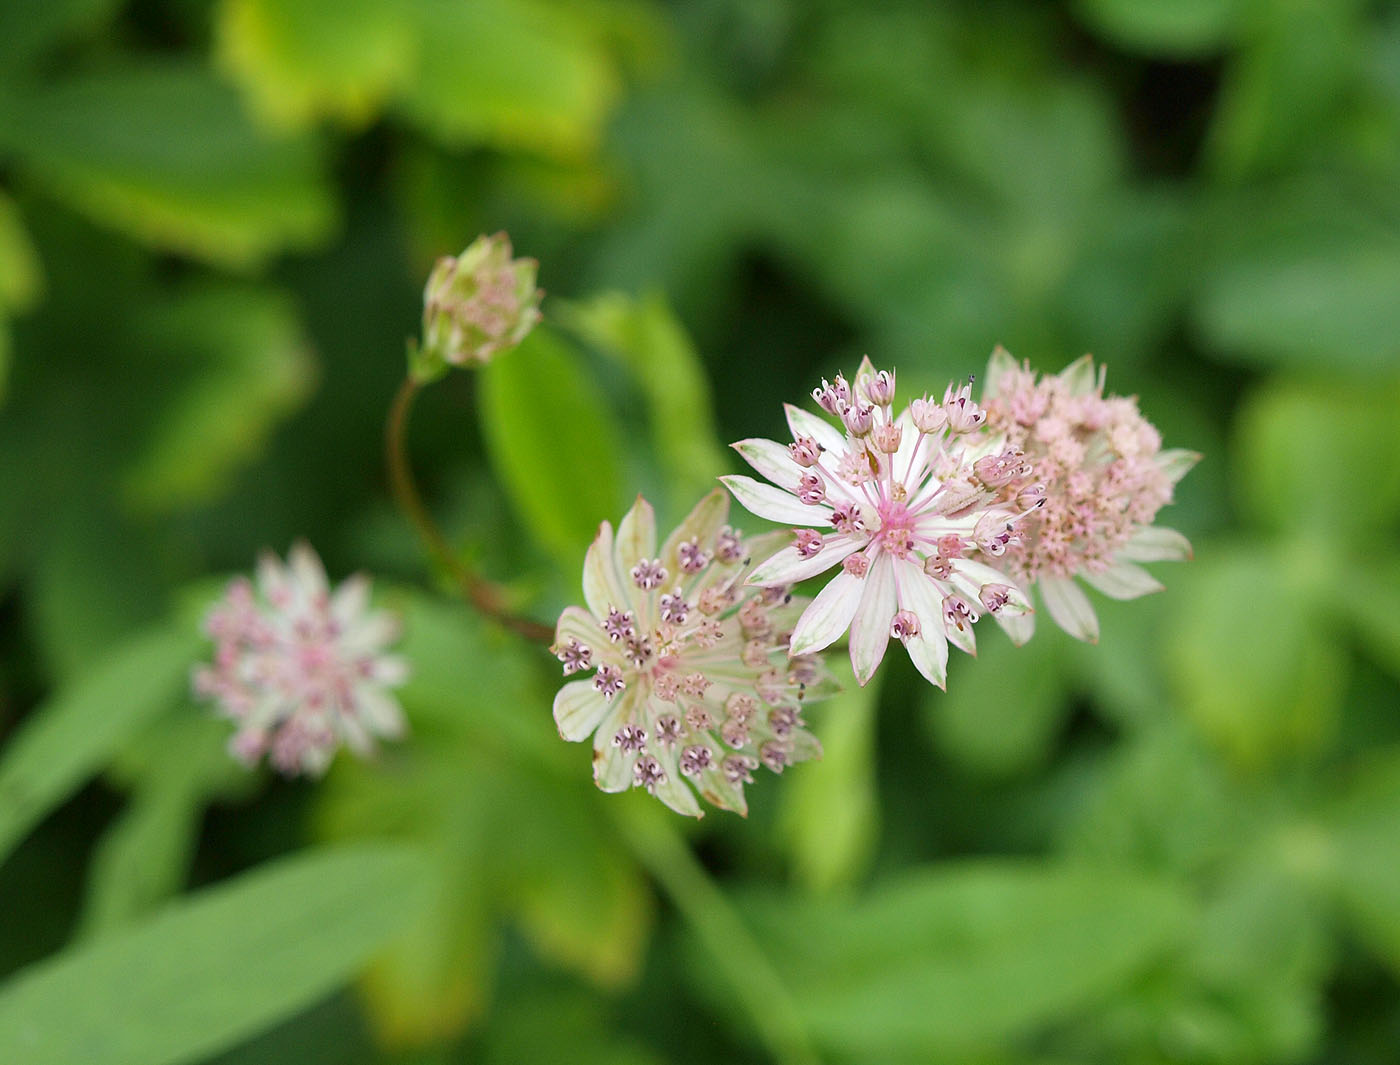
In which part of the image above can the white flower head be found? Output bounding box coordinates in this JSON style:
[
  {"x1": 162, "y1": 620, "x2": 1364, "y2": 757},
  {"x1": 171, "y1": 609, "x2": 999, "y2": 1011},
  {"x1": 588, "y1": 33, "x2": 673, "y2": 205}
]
[
  {"x1": 551, "y1": 490, "x2": 834, "y2": 817},
  {"x1": 192, "y1": 542, "x2": 408, "y2": 777},
  {"x1": 723, "y1": 357, "x2": 1033, "y2": 689}
]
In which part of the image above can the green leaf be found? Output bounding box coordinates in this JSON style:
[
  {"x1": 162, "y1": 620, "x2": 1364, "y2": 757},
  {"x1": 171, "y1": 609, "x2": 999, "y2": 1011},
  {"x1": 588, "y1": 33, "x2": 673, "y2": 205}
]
[
  {"x1": 1234, "y1": 377, "x2": 1400, "y2": 535},
  {"x1": 478, "y1": 327, "x2": 625, "y2": 567},
  {"x1": 559, "y1": 291, "x2": 729, "y2": 510},
  {"x1": 119, "y1": 285, "x2": 316, "y2": 513},
  {"x1": 1167, "y1": 544, "x2": 1344, "y2": 769},
  {"x1": 0, "y1": 623, "x2": 201, "y2": 864},
  {"x1": 1196, "y1": 229, "x2": 1400, "y2": 372},
  {"x1": 0, "y1": 190, "x2": 42, "y2": 312},
  {"x1": 4, "y1": 62, "x2": 334, "y2": 267},
  {"x1": 1336, "y1": 558, "x2": 1400, "y2": 681},
  {"x1": 930, "y1": 631, "x2": 1068, "y2": 777},
  {"x1": 1327, "y1": 750, "x2": 1400, "y2": 974},
  {"x1": 740, "y1": 861, "x2": 1191, "y2": 1056},
  {"x1": 0, "y1": 0, "x2": 119, "y2": 73},
  {"x1": 0, "y1": 844, "x2": 430, "y2": 1065},
  {"x1": 215, "y1": 0, "x2": 414, "y2": 129},
  {"x1": 399, "y1": 0, "x2": 620, "y2": 161},
  {"x1": 1075, "y1": 0, "x2": 1243, "y2": 57},
  {"x1": 777, "y1": 663, "x2": 879, "y2": 893}
]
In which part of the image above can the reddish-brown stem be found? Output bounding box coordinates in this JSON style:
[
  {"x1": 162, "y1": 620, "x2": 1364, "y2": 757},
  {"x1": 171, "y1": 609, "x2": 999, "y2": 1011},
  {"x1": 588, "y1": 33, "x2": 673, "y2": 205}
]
[{"x1": 385, "y1": 375, "x2": 554, "y2": 644}]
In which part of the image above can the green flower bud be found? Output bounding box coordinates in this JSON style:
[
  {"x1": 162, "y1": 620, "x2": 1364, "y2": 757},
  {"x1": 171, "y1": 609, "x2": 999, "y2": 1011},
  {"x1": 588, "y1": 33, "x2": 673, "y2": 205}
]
[{"x1": 414, "y1": 232, "x2": 541, "y2": 380}]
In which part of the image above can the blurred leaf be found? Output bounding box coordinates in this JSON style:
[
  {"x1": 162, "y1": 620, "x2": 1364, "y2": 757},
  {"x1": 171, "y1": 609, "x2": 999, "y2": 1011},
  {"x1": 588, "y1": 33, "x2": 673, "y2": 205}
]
[
  {"x1": 931, "y1": 631, "x2": 1067, "y2": 777},
  {"x1": 1196, "y1": 227, "x2": 1400, "y2": 372},
  {"x1": 777, "y1": 664, "x2": 879, "y2": 893},
  {"x1": 0, "y1": 844, "x2": 430, "y2": 1065},
  {"x1": 81, "y1": 712, "x2": 256, "y2": 936},
  {"x1": 478, "y1": 327, "x2": 625, "y2": 567},
  {"x1": 216, "y1": 0, "x2": 414, "y2": 129},
  {"x1": 1337, "y1": 558, "x2": 1400, "y2": 681},
  {"x1": 1233, "y1": 377, "x2": 1400, "y2": 534},
  {"x1": 400, "y1": 0, "x2": 619, "y2": 161},
  {"x1": 560, "y1": 291, "x2": 729, "y2": 509},
  {"x1": 738, "y1": 861, "x2": 1191, "y2": 1057},
  {"x1": 0, "y1": 0, "x2": 119, "y2": 73},
  {"x1": 28, "y1": 505, "x2": 171, "y2": 681},
  {"x1": 1326, "y1": 749, "x2": 1400, "y2": 975},
  {"x1": 1075, "y1": 0, "x2": 1243, "y2": 57},
  {"x1": 0, "y1": 191, "x2": 42, "y2": 312},
  {"x1": 481, "y1": 986, "x2": 664, "y2": 1065},
  {"x1": 1167, "y1": 544, "x2": 1344, "y2": 768},
  {"x1": 4, "y1": 63, "x2": 334, "y2": 267},
  {"x1": 0, "y1": 622, "x2": 199, "y2": 864},
  {"x1": 315, "y1": 593, "x2": 649, "y2": 1047},
  {"x1": 1058, "y1": 723, "x2": 1250, "y2": 876},
  {"x1": 120, "y1": 285, "x2": 316, "y2": 513},
  {"x1": 1206, "y1": 1, "x2": 1359, "y2": 180}
]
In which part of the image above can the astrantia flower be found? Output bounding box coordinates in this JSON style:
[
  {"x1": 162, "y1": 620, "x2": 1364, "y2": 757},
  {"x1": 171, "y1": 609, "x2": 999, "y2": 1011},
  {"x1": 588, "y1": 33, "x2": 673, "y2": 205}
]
[
  {"x1": 192, "y1": 543, "x2": 408, "y2": 777},
  {"x1": 551, "y1": 490, "x2": 833, "y2": 817},
  {"x1": 978, "y1": 348, "x2": 1200, "y2": 643},
  {"x1": 416, "y1": 231, "x2": 542, "y2": 378},
  {"x1": 722, "y1": 358, "x2": 1034, "y2": 689}
]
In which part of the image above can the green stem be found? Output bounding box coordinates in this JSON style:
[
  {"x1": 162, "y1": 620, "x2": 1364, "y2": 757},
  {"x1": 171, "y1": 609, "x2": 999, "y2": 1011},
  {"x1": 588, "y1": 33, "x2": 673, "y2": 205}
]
[
  {"x1": 613, "y1": 805, "x2": 822, "y2": 1065},
  {"x1": 385, "y1": 375, "x2": 554, "y2": 644}
]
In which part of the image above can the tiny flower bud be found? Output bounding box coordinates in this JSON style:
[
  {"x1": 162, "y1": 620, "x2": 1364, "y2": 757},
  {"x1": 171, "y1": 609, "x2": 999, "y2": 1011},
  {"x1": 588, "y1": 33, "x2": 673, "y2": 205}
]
[
  {"x1": 830, "y1": 501, "x2": 865, "y2": 533},
  {"x1": 613, "y1": 724, "x2": 647, "y2": 751},
  {"x1": 872, "y1": 421, "x2": 903, "y2": 454},
  {"x1": 794, "y1": 529, "x2": 825, "y2": 558},
  {"x1": 417, "y1": 233, "x2": 541, "y2": 379},
  {"x1": 680, "y1": 745, "x2": 714, "y2": 776},
  {"x1": 715, "y1": 526, "x2": 745, "y2": 562},
  {"x1": 979, "y1": 584, "x2": 1014, "y2": 613},
  {"x1": 789, "y1": 436, "x2": 823, "y2": 467},
  {"x1": 633, "y1": 756, "x2": 666, "y2": 791},
  {"x1": 842, "y1": 553, "x2": 870, "y2": 578},
  {"x1": 891, "y1": 610, "x2": 921, "y2": 640},
  {"x1": 942, "y1": 380, "x2": 986, "y2": 434},
  {"x1": 910, "y1": 396, "x2": 948, "y2": 434},
  {"x1": 594, "y1": 665, "x2": 626, "y2": 699},
  {"x1": 841, "y1": 403, "x2": 875, "y2": 437},
  {"x1": 864, "y1": 368, "x2": 897, "y2": 406},
  {"x1": 942, "y1": 595, "x2": 979, "y2": 631},
  {"x1": 1016, "y1": 482, "x2": 1047, "y2": 510},
  {"x1": 631, "y1": 558, "x2": 668, "y2": 589},
  {"x1": 796, "y1": 472, "x2": 827, "y2": 505}
]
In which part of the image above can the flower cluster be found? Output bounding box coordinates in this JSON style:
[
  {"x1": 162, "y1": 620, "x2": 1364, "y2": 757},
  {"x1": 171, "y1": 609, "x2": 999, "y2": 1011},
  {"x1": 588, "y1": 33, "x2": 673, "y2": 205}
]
[
  {"x1": 978, "y1": 348, "x2": 1199, "y2": 643},
  {"x1": 551, "y1": 491, "x2": 833, "y2": 816},
  {"x1": 193, "y1": 543, "x2": 408, "y2": 777},
  {"x1": 722, "y1": 357, "x2": 1034, "y2": 688},
  {"x1": 416, "y1": 232, "x2": 542, "y2": 378}
]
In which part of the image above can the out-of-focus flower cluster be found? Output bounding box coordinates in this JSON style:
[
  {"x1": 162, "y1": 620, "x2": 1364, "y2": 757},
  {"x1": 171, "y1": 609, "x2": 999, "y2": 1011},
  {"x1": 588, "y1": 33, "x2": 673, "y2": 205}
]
[
  {"x1": 551, "y1": 491, "x2": 833, "y2": 816},
  {"x1": 415, "y1": 232, "x2": 542, "y2": 379},
  {"x1": 979, "y1": 348, "x2": 1198, "y2": 643},
  {"x1": 193, "y1": 543, "x2": 408, "y2": 777}
]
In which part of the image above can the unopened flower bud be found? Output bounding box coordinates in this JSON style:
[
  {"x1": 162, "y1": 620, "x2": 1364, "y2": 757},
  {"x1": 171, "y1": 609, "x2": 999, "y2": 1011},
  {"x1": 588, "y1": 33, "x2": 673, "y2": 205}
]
[
  {"x1": 910, "y1": 396, "x2": 948, "y2": 434},
  {"x1": 942, "y1": 380, "x2": 986, "y2": 434},
  {"x1": 872, "y1": 422, "x2": 903, "y2": 454},
  {"x1": 417, "y1": 233, "x2": 541, "y2": 379},
  {"x1": 864, "y1": 368, "x2": 897, "y2": 406},
  {"x1": 789, "y1": 435, "x2": 823, "y2": 467},
  {"x1": 891, "y1": 610, "x2": 920, "y2": 640}
]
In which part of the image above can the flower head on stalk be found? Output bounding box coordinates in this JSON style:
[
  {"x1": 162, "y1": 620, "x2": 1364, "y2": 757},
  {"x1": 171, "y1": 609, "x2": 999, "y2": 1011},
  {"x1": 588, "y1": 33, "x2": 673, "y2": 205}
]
[
  {"x1": 976, "y1": 348, "x2": 1199, "y2": 643},
  {"x1": 415, "y1": 232, "x2": 542, "y2": 380},
  {"x1": 192, "y1": 543, "x2": 408, "y2": 777},
  {"x1": 722, "y1": 357, "x2": 1033, "y2": 689},
  {"x1": 551, "y1": 490, "x2": 834, "y2": 817}
]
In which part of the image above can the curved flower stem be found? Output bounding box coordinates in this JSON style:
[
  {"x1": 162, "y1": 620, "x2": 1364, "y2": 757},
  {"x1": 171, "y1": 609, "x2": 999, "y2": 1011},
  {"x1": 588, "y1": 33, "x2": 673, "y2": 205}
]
[
  {"x1": 613, "y1": 805, "x2": 823, "y2": 1065},
  {"x1": 385, "y1": 375, "x2": 554, "y2": 644}
]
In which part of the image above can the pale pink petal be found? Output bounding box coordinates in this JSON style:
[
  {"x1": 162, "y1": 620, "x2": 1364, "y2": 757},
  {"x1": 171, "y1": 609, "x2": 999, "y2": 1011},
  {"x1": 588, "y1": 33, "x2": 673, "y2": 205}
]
[
  {"x1": 651, "y1": 746, "x2": 703, "y2": 818},
  {"x1": 554, "y1": 678, "x2": 613, "y2": 741},
  {"x1": 1081, "y1": 560, "x2": 1164, "y2": 600},
  {"x1": 592, "y1": 691, "x2": 638, "y2": 792},
  {"x1": 893, "y1": 559, "x2": 950, "y2": 688},
  {"x1": 789, "y1": 569, "x2": 865, "y2": 656},
  {"x1": 746, "y1": 535, "x2": 862, "y2": 586},
  {"x1": 583, "y1": 520, "x2": 629, "y2": 617},
  {"x1": 721, "y1": 475, "x2": 833, "y2": 526},
  {"x1": 1039, "y1": 576, "x2": 1100, "y2": 643},
  {"x1": 1155, "y1": 448, "x2": 1201, "y2": 484},
  {"x1": 993, "y1": 605, "x2": 1036, "y2": 646},
  {"x1": 981, "y1": 346, "x2": 1019, "y2": 400},
  {"x1": 1118, "y1": 526, "x2": 1193, "y2": 563},
  {"x1": 784, "y1": 403, "x2": 846, "y2": 456},
  {"x1": 848, "y1": 552, "x2": 896, "y2": 685},
  {"x1": 614, "y1": 495, "x2": 657, "y2": 572},
  {"x1": 732, "y1": 437, "x2": 800, "y2": 487}
]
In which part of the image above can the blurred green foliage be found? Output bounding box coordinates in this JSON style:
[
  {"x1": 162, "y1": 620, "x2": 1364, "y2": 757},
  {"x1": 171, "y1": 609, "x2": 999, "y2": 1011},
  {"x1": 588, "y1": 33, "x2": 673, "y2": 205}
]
[{"x1": 1, "y1": 1, "x2": 1398, "y2": 1064}]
